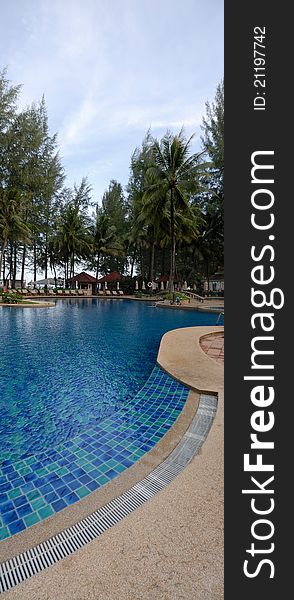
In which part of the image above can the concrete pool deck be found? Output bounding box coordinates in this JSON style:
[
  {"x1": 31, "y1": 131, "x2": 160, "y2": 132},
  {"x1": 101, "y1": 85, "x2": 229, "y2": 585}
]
[
  {"x1": 0, "y1": 301, "x2": 55, "y2": 308},
  {"x1": 1, "y1": 326, "x2": 224, "y2": 599}
]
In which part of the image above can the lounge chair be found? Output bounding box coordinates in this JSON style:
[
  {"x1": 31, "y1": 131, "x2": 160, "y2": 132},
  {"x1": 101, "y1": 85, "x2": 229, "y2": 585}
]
[
  {"x1": 21, "y1": 289, "x2": 29, "y2": 295},
  {"x1": 118, "y1": 290, "x2": 124, "y2": 295},
  {"x1": 30, "y1": 289, "x2": 38, "y2": 295},
  {"x1": 112, "y1": 290, "x2": 117, "y2": 296},
  {"x1": 98, "y1": 290, "x2": 104, "y2": 296},
  {"x1": 57, "y1": 289, "x2": 64, "y2": 295},
  {"x1": 105, "y1": 289, "x2": 111, "y2": 295},
  {"x1": 39, "y1": 289, "x2": 45, "y2": 295},
  {"x1": 77, "y1": 289, "x2": 84, "y2": 296}
]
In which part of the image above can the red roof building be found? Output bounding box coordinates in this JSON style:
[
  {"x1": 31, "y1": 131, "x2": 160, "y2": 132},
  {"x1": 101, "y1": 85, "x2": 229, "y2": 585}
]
[
  {"x1": 68, "y1": 272, "x2": 98, "y2": 294},
  {"x1": 97, "y1": 271, "x2": 122, "y2": 283},
  {"x1": 70, "y1": 272, "x2": 98, "y2": 283}
]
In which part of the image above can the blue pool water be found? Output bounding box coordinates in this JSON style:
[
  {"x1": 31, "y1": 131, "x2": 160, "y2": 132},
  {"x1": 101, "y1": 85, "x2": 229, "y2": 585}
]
[
  {"x1": 0, "y1": 299, "x2": 217, "y2": 464},
  {"x1": 0, "y1": 366, "x2": 189, "y2": 539}
]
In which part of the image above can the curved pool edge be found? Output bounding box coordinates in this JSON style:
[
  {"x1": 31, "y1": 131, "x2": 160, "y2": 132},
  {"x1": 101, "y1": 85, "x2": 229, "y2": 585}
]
[
  {"x1": 158, "y1": 325, "x2": 224, "y2": 394},
  {"x1": 0, "y1": 325, "x2": 223, "y2": 571},
  {"x1": 0, "y1": 386, "x2": 199, "y2": 563}
]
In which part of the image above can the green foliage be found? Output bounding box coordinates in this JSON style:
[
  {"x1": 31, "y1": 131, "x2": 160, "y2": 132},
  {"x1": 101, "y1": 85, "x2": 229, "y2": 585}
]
[
  {"x1": 102, "y1": 180, "x2": 127, "y2": 236},
  {"x1": 1, "y1": 291, "x2": 23, "y2": 303},
  {"x1": 0, "y1": 68, "x2": 224, "y2": 292},
  {"x1": 201, "y1": 79, "x2": 224, "y2": 185},
  {"x1": 100, "y1": 180, "x2": 127, "y2": 272},
  {"x1": 165, "y1": 292, "x2": 189, "y2": 301},
  {"x1": 88, "y1": 210, "x2": 121, "y2": 279},
  {"x1": 54, "y1": 201, "x2": 91, "y2": 279},
  {"x1": 142, "y1": 129, "x2": 210, "y2": 291}
]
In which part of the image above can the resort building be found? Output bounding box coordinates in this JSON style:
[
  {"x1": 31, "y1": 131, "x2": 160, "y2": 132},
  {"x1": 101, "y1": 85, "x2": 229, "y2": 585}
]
[
  {"x1": 69, "y1": 272, "x2": 99, "y2": 295},
  {"x1": 155, "y1": 275, "x2": 181, "y2": 291},
  {"x1": 97, "y1": 271, "x2": 122, "y2": 292}
]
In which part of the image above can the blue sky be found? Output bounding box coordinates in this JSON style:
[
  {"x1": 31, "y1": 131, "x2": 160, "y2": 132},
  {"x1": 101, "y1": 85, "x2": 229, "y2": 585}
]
[{"x1": 1, "y1": 0, "x2": 223, "y2": 205}]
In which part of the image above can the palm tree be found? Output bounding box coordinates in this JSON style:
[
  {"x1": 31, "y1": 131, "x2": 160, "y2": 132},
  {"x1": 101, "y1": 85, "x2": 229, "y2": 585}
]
[
  {"x1": 0, "y1": 188, "x2": 31, "y2": 281},
  {"x1": 143, "y1": 129, "x2": 209, "y2": 295},
  {"x1": 125, "y1": 218, "x2": 149, "y2": 279},
  {"x1": 91, "y1": 211, "x2": 121, "y2": 280},
  {"x1": 55, "y1": 203, "x2": 90, "y2": 281},
  {"x1": 196, "y1": 201, "x2": 224, "y2": 290}
]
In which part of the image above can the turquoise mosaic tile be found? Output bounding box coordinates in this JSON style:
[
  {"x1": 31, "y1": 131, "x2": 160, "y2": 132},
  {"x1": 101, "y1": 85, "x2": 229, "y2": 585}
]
[{"x1": 0, "y1": 366, "x2": 189, "y2": 539}]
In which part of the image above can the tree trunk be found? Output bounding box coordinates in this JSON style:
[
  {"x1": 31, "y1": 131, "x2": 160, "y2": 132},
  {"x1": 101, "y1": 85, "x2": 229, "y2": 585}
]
[
  {"x1": 140, "y1": 250, "x2": 144, "y2": 279},
  {"x1": 161, "y1": 247, "x2": 165, "y2": 277},
  {"x1": 9, "y1": 242, "x2": 13, "y2": 288},
  {"x1": 206, "y1": 260, "x2": 210, "y2": 295},
  {"x1": 44, "y1": 233, "x2": 48, "y2": 280},
  {"x1": 130, "y1": 246, "x2": 136, "y2": 278},
  {"x1": 21, "y1": 245, "x2": 26, "y2": 288},
  {"x1": 53, "y1": 264, "x2": 57, "y2": 288},
  {"x1": 0, "y1": 236, "x2": 8, "y2": 282},
  {"x1": 12, "y1": 243, "x2": 17, "y2": 288},
  {"x1": 169, "y1": 188, "x2": 175, "y2": 296},
  {"x1": 2, "y1": 250, "x2": 6, "y2": 284},
  {"x1": 150, "y1": 240, "x2": 155, "y2": 283},
  {"x1": 95, "y1": 253, "x2": 100, "y2": 280},
  {"x1": 33, "y1": 242, "x2": 37, "y2": 283}
]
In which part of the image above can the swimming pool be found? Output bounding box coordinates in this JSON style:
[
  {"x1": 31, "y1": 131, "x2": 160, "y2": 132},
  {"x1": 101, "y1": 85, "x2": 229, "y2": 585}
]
[
  {"x1": 0, "y1": 299, "x2": 218, "y2": 539},
  {"x1": 0, "y1": 299, "x2": 217, "y2": 464}
]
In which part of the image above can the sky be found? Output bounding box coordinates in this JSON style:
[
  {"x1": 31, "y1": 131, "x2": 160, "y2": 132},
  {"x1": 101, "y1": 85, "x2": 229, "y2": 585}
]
[{"x1": 1, "y1": 0, "x2": 223, "y2": 281}]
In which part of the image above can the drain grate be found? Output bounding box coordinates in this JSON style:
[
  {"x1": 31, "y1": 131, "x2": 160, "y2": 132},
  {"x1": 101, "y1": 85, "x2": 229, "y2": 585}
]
[{"x1": 0, "y1": 393, "x2": 217, "y2": 594}]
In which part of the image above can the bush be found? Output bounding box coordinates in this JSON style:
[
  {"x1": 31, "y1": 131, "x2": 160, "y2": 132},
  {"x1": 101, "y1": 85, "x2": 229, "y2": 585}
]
[
  {"x1": 1, "y1": 291, "x2": 23, "y2": 304},
  {"x1": 165, "y1": 292, "x2": 189, "y2": 302}
]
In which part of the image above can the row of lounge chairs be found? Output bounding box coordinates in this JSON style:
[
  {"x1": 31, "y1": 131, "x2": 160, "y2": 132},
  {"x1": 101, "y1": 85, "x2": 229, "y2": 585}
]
[
  {"x1": 98, "y1": 290, "x2": 123, "y2": 296},
  {"x1": 9, "y1": 288, "x2": 124, "y2": 297}
]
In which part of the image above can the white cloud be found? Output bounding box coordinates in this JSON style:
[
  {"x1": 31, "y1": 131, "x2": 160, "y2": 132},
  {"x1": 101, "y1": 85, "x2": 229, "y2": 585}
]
[
  {"x1": 1, "y1": 0, "x2": 223, "y2": 201},
  {"x1": 62, "y1": 96, "x2": 99, "y2": 145}
]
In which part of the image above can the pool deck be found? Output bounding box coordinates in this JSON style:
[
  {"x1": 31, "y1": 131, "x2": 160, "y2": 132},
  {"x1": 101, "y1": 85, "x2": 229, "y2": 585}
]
[
  {"x1": 1, "y1": 326, "x2": 224, "y2": 599},
  {"x1": 0, "y1": 301, "x2": 55, "y2": 308}
]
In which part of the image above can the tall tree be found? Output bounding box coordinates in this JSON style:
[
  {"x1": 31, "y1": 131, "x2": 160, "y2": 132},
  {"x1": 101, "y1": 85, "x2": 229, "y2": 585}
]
[
  {"x1": 0, "y1": 69, "x2": 21, "y2": 188},
  {"x1": 126, "y1": 132, "x2": 154, "y2": 278},
  {"x1": 201, "y1": 79, "x2": 224, "y2": 195},
  {"x1": 0, "y1": 189, "x2": 30, "y2": 280},
  {"x1": 88, "y1": 210, "x2": 120, "y2": 279},
  {"x1": 35, "y1": 97, "x2": 65, "y2": 280},
  {"x1": 55, "y1": 201, "x2": 91, "y2": 281},
  {"x1": 200, "y1": 79, "x2": 224, "y2": 276},
  {"x1": 144, "y1": 130, "x2": 209, "y2": 294},
  {"x1": 72, "y1": 177, "x2": 92, "y2": 213},
  {"x1": 101, "y1": 180, "x2": 127, "y2": 272},
  {"x1": 3, "y1": 97, "x2": 64, "y2": 284}
]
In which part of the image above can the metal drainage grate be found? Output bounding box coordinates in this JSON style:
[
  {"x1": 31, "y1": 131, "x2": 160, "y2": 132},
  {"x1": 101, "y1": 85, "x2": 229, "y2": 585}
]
[{"x1": 0, "y1": 393, "x2": 217, "y2": 594}]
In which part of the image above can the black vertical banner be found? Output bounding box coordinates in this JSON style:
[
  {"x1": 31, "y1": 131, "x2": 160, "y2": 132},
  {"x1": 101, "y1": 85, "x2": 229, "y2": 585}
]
[{"x1": 225, "y1": 1, "x2": 292, "y2": 598}]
